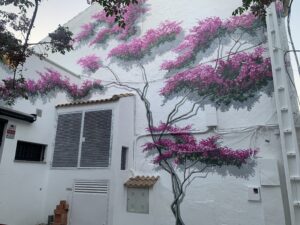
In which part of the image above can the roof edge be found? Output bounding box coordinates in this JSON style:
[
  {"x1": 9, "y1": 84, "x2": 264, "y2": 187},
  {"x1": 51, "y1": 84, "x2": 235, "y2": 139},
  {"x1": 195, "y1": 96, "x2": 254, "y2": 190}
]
[
  {"x1": 0, "y1": 106, "x2": 36, "y2": 123},
  {"x1": 56, "y1": 93, "x2": 134, "y2": 108},
  {"x1": 124, "y1": 176, "x2": 160, "y2": 188},
  {"x1": 40, "y1": 55, "x2": 81, "y2": 78}
]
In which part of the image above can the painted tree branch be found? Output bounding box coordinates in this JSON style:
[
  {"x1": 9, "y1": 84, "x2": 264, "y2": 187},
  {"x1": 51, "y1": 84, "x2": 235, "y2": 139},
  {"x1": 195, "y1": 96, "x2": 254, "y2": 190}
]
[
  {"x1": 104, "y1": 64, "x2": 257, "y2": 225},
  {"x1": 1, "y1": 5, "x2": 267, "y2": 225}
]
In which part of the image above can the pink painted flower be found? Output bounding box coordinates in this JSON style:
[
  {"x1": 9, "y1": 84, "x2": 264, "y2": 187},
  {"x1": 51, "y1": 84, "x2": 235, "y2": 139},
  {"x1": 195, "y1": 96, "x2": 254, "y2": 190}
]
[
  {"x1": 0, "y1": 69, "x2": 104, "y2": 103},
  {"x1": 161, "y1": 14, "x2": 262, "y2": 70},
  {"x1": 161, "y1": 17, "x2": 223, "y2": 70},
  {"x1": 108, "y1": 21, "x2": 182, "y2": 59},
  {"x1": 223, "y1": 13, "x2": 257, "y2": 31},
  {"x1": 87, "y1": 0, "x2": 148, "y2": 46},
  {"x1": 92, "y1": 11, "x2": 116, "y2": 25},
  {"x1": 114, "y1": 0, "x2": 149, "y2": 39},
  {"x1": 161, "y1": 47, "x2": 272, "y2": 106},
  {"x1": 143, "y1": 123, "x2": 258, "y2": 166},
  {"x1": 77, "y1": 55, "x2": 102, "y2": 73},
  {"x1": 89, "y1": 28, "x2": 112, "y2": 46},
  {"x1": 275, "y1": 0, "x2": 284, "y2": 14},
  {"x1": 74, "y1": 23, "x2": 94, "y2": 42}
]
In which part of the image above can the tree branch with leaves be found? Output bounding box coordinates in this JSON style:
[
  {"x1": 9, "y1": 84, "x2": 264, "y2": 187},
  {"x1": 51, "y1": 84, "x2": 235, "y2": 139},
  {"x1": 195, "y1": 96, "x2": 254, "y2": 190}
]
[{"x1": 0, "y1": 0, "x2": 73, "y2": 82}]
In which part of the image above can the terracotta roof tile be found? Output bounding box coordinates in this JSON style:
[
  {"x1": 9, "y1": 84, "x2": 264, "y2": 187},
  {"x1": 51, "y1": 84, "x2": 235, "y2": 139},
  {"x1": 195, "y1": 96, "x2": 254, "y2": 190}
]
[
  {"x1": 124, "y1": 176, "x2": 159, "y2": 188},
  {"x1": 56, "y1": 93, "x2": 134, "y2": 108}
]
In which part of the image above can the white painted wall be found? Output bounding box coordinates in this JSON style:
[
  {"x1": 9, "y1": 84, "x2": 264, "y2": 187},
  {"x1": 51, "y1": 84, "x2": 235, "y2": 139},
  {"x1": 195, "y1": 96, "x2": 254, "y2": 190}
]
[
  {"x1": 0, "y1": 0, "x2": 292, "y2": 225},
  {"x1": 0, "y1": 54, "x2": 83, "y2": 225},
  {"x1": 42, "y1": 97, "x2": 135, "y2": 225}
]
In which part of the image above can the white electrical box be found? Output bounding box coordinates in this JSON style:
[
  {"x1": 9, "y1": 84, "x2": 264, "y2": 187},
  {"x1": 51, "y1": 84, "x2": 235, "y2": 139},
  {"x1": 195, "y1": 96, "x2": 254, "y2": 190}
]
[
  {"x1": 127, "y1": 188, "x2": 149, "y2": 214},
  {"x1": 248, "y1": 186, "x2": 261, "y2": 201}
]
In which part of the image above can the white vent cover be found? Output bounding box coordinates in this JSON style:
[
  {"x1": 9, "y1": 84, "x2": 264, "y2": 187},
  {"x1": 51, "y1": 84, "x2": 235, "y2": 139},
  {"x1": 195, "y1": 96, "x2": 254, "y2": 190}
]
[{"x1": 74, "y1": 180, "x2": 108, "y2": 194}]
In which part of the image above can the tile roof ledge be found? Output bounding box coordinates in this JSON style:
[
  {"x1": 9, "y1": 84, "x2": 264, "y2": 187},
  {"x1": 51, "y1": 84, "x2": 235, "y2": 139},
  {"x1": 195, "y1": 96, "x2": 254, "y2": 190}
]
[
  {"x1": 56, "y1": 93, "x2": 134, "y2": 108},
  {"x1": 124, "y1": 176, "x2": 160, "y2": 188}
]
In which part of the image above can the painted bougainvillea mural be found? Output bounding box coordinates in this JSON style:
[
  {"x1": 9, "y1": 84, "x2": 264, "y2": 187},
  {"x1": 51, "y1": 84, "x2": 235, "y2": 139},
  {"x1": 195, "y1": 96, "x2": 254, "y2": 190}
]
[
  {"x1": 108, "y1": 21, "x2": 182, "y2": 60},
  {"x1": 77, "y1": 54, "x2": 102, "y2": 73},
  {"x1": 71, "y1": 2, "x2": 273, "y2": 224},
  {"x1": 75, "y1": 0, "x2": 148, "y2": 44},
  {"x1": 0, "y1": 0, "x2": 274, "y2": 107},
  {"x1": 160, "y1": 48, "x2": 272, "y2": 106},
  {"x1": 0, "y1": 69, "x2": 103, "y2": 104},
  {"x1": 144, "y1": 123, "x2": 257, "y2": 166},
  {"x1": 160, "y1": 14, "x2": 262, "y2": 70},
  {"x1": 0, "y1": 1, "x2": 280, "y2": 224}
]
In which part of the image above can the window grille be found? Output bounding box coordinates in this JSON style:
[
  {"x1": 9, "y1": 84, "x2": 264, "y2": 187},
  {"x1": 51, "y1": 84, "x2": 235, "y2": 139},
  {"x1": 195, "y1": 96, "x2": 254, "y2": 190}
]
[
  {"x1": 52, "y1": 110, "x2": 112, "y2": 168},
  {"x1": 15, "y1": 141, "x2": 46, "y2": 162}
]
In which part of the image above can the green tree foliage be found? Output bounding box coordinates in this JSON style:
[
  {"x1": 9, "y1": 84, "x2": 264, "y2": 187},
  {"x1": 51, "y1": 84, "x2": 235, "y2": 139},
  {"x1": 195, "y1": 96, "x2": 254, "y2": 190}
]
[
  {"x1": 88, "y1": 0, "x2": 138, "y2": 27},
  {"x1": 90, "y1": 0, "x2": 282, "y2": 26},
  {"x1": 233, "y1": 0, "x2": 277, "y2": 18},
  {"x1": 0, "y1": 0, "x2": 73, "y2": 70}
]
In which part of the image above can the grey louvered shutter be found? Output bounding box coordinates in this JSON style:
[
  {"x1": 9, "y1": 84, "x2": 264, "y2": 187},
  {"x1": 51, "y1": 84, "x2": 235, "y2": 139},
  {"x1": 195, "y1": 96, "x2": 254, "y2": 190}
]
[
  {"x1": 80, "y1": 110, "x2": 112, "y2": 167},
  {"x1": 52, "y1": 113, "x2": 82, "y2": 167}
]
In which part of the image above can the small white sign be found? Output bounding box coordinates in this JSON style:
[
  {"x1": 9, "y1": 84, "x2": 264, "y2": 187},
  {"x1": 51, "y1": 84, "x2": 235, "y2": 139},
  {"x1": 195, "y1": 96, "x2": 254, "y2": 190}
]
[{"x1": 6, "y1": 124, "x2": 16, "y2": 139}]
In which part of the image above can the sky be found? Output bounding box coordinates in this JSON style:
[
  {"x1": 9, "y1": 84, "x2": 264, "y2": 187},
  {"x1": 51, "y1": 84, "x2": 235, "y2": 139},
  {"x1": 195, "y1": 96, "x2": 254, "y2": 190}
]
[
  {"x1": 30, "y1": 0, "x2": 89, "y2": 43},
  {"x1": 28, "y1": 0, "x2": 300, "y2": 88},
  {"x1": 288, "y1": 1, "x2": 300, "y2": 92},
  {"x1": 29, "y1": 1, "x2": 300, "y2": 46}
]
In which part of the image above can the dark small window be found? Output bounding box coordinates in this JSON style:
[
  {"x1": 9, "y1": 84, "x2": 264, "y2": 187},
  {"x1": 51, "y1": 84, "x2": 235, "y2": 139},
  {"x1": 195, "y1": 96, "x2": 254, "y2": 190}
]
[
  {"x1": 121, "y1": 146, "x2": 128, "y2": 170},
  {"x1": 0, "y1": 119, "x2": 7, "y2": 148},
  {"x1": 15, "y1": 141, "x2": 46, "y2": 162},
  {"x1": 0, "y1": 119, "x2": 7, "y2": 163}
]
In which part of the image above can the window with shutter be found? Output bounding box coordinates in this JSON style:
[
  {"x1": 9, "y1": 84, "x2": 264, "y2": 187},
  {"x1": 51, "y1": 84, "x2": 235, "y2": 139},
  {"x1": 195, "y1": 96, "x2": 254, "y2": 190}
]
[
  {"x1": 52, "y1": 113, "x2": 82, "y2": 167},
  {"x1": 80, "y1": 110, "x2": 112, "y2": 167},
  {"x1": 52, "y1": 110, "x2": 112, "y2": 168}
]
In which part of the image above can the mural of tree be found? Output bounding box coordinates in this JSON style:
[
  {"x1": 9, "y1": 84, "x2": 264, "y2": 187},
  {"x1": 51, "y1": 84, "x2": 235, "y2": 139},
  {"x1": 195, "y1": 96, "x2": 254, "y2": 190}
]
[{"x1": 0, "y1": 1, "x2": 281, "y2": 224}]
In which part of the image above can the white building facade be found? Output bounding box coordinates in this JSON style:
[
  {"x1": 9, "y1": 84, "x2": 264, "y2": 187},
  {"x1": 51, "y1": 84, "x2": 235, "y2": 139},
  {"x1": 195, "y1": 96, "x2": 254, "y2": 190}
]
[{"x1": 0, "y1": 1, "x2": 298, "y2": 225}]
